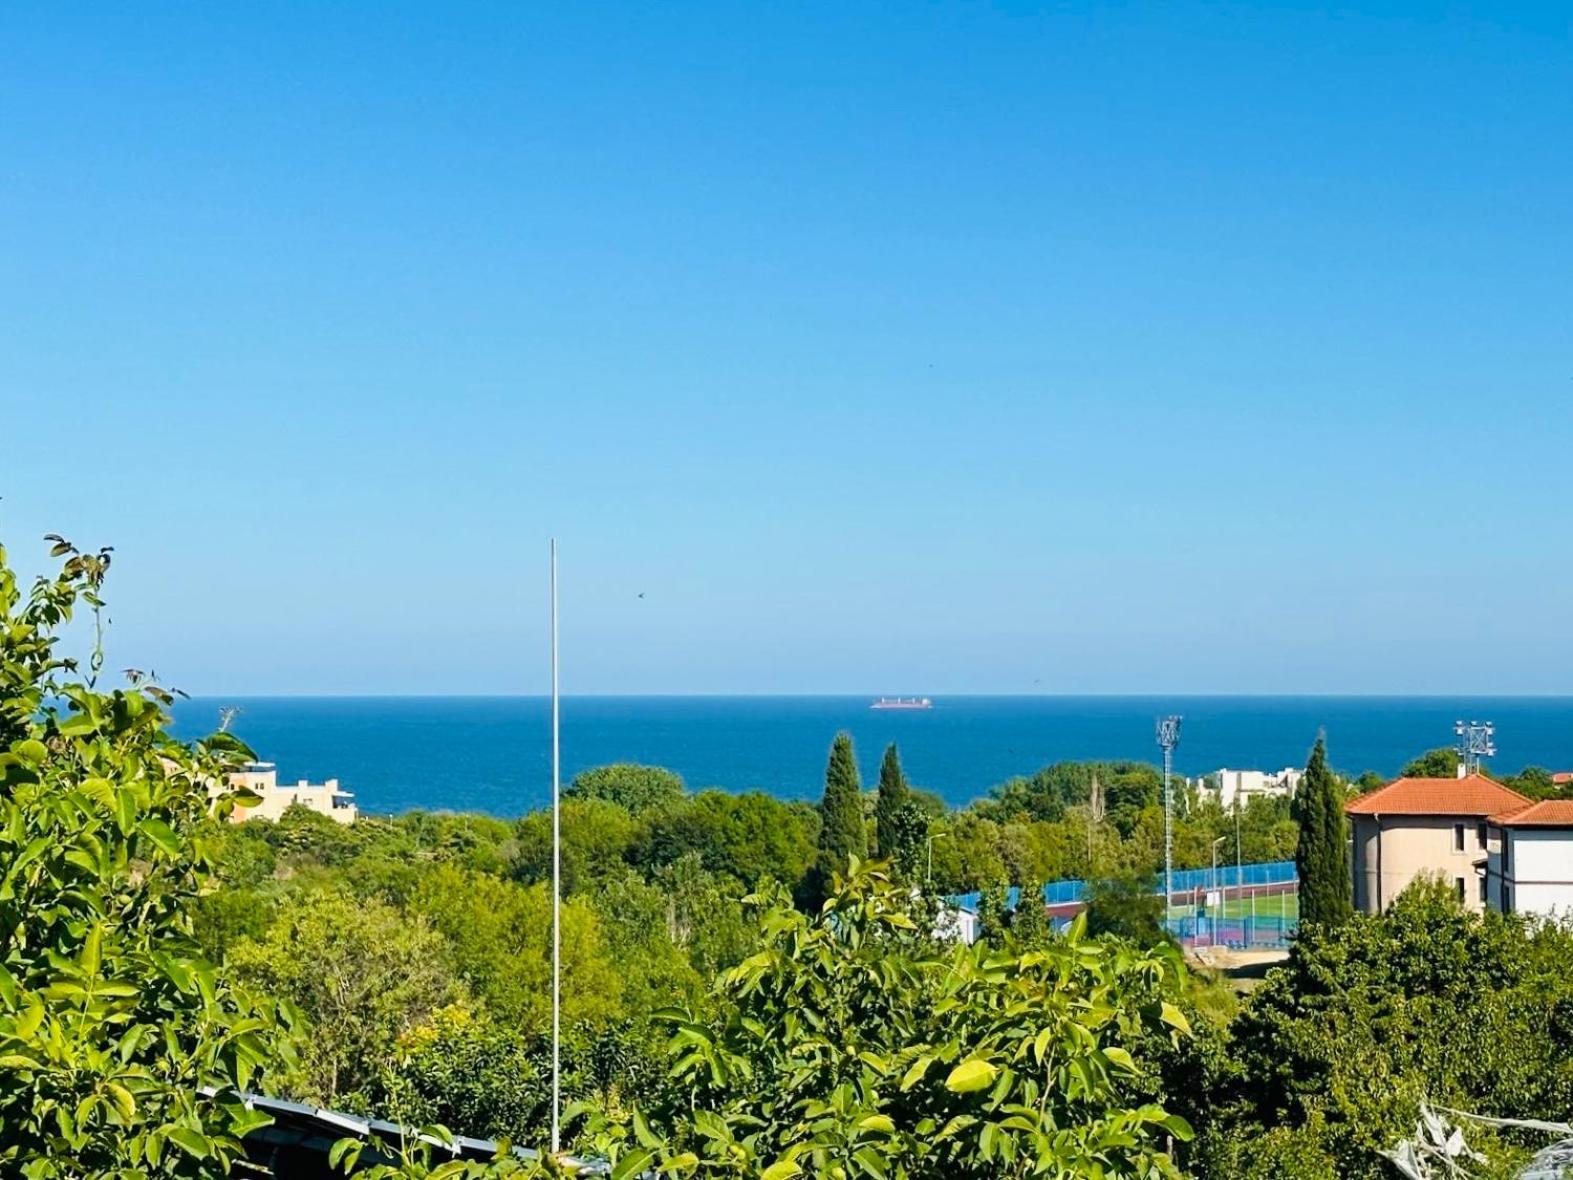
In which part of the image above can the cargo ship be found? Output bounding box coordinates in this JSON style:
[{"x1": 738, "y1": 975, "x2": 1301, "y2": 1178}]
[{"x1": 870, "y1": 697, "x2": 933, "y2": 710}]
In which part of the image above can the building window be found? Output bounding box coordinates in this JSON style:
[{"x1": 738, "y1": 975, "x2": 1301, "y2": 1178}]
[
  {"x1": 1455, "y1": 877, "x2": 1466, "y2": 902},
  {"x1": 1477, "y1": 822, "x2": 1488, "y2": 850},
  {"x1": 1479, "y1": 874, "x2": 1488, "y2": 903},
  {"x1": 1453, "y1": 823, "x2": 1465, "y2": 852}
]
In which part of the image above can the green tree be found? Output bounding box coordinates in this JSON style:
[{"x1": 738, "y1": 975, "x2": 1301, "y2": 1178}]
[
  {"x1": 607, "y1": 863, "x2": 1194, "y2": 1179},
  {"x1": 1198, "y1": 881, "x2": 1569, "y2": 1177},
  {"x1": 566, "y1": 763, "x2": 685, "y2": 815},
  {"x1": 380, "y1": 1006, "x2": 666, "y2": 1152},
  {"x1": 804, "y1": 731, "x2": 866, "y2": 907},
  {"x1": 0, "y1": 536, "x2": 293, "y2": 1174},
  {"x1": 511, "y1": 798, "x2": 638, "y2": 895},
  {"x1": 1293, "y1": 737, "x2": 1352, "y2": 928},
  {"x1": 406, "y1": 865, "x2": 622, "y2": 1032},
  {"x1": 874, "y1": 742, "x2": 913, "y2": 858},
  {"x1": 1084, "y1": 870, "x2": 1171, "y2": 947},
  {"x1": 634, "y1": 790, "x2": 819, "y2": 887},
  {"x1": 227, "y1": 890, "x2": 460, "y2": 1108},
  {"x1": 1401, "y1": 747, "x2": 1461, "y2": 778}
]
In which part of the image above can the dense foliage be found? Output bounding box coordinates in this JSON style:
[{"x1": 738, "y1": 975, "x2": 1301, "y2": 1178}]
[
  {"x1": 806, "y1": 732, "x2": 867, "y2": 907},
  {"x1": 18, "y1": 533, "x2": 1573, "y2": 1178},
  {"x1": 1174, "y1": 882, "x2": 1573, "y2": 1178},
  {"x1": 1292, "y1": 737, "x2": 1352, "y2": 928},
  {"x1": 0, "y1": 539, "x2": 292, "y2": 1175},
  {"x1": 566, "y1": 763, "x2": 686, "y2": 815},
  {"x1": 602, "y1": 861, "x2": 1195, "y2": 1180}
]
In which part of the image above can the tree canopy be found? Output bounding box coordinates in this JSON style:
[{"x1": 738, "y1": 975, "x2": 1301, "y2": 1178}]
[
  {"x1": 805, "y1": 731, "x2": 866, "y2": 906},
  {"x1": 566, "y1": 762, "x2": 686, "y2": 815},
  {"x1": 1293, "y1": 737, "x2": 1352, "y2": 928},
  {"x1": 0, "y1": 538, "x2": 294, "y2": 1174}
]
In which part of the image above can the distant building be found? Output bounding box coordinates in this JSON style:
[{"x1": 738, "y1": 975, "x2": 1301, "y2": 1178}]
[
  {"x1": 1210, "y1": 767, "x2": 1303, "y2": 810},
  {"x1": 1552, "y1": 772, "x2": 1573, "y2": 786},
  {"x1": 1486, "y1": 800, "x2": 1573, "y2": 919},
  {"x1": 223, "y1": 761, "x2": 356, "y2": 824},
  {"x1": 1345, "y1": 774, "x2": 1531, "y2": 913},
  {"x1": 935, "y1": 897, "x2": 981, "y2": 944}
]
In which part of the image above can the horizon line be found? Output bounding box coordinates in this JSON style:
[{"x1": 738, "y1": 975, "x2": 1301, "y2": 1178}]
[{"x1": 171, "y1": 691, "x2": 1573, "y2": 701}]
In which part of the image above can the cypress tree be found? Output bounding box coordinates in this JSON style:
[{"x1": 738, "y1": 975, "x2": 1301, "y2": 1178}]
[
  {"x1": 875, "y1": 742, "x2": 911, "y2": 859},
  {"x1": 1294, "y1": 735, "x2": 1353, "y2": 927},
  {"x1": 810, "y1": 732, "x2": 866, "y2": 903}
]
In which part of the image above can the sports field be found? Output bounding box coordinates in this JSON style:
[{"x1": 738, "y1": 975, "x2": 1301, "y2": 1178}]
[{"x1": 1168, "y1": 891, "x2": 1298, "y2": 923}]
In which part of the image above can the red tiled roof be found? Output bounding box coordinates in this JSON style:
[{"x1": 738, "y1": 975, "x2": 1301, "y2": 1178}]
[
  {"x1": 1345, "y1": 774, "x2": 1531, "y2": 817},
  {"x1": 1491, "y1": 799, "x2": 1573, "y2": 827},
  {"x1": 1552, "y1": 772, "x2": 1573, "y2": 785}
]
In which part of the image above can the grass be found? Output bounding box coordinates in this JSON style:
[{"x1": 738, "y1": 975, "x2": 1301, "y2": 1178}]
[{"x1": 1169, "y1": 891, "x2": 1298, "y2": 922}]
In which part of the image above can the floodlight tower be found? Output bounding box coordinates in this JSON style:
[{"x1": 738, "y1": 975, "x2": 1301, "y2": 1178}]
[
  {"x1": 1454, "y1": 720, "x2": 1496, "y2": 777},
  {"x1": 1156, "y1": 716, "x2": 1183, "y2": 925}
]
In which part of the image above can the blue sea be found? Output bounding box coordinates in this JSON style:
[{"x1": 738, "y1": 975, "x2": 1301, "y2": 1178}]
[{"x1": 167, "y1": 696, "x2": 1573, "y2": 818}]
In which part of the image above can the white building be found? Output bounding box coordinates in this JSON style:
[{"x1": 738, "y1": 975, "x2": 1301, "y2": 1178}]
[
  {"x1": 223, "y1": 761, "x2": 357, "y2": 824},
  {"x1": 1210, "y1": 767, "x2": 1303, "y2": 810},
  {"x1": 1486, "y1": 800, "x2": 1573, "y2": 919},
  {"x1": 935, "y1": 898, "x2": 981, "y2": 945}
]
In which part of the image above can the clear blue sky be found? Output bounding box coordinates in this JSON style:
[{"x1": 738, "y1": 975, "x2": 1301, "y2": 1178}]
[{"x1": 2, "y1": 3, "x2": 1569, "y2": 695}]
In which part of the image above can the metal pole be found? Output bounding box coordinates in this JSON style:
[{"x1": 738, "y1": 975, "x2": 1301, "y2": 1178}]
[
  {"x1": 926, "y1": 831, "x2": 947, "y2": 887},
  {"x1": 1210, "y1": 836, "x2": 1225, "y2": 947},
  {"x1": 1156, "y1": 717, "x2": 1181, "y2": 938},
  {"x1": 550, "y1": 540, "x2": 561, "y2": 1156},
  {"x1": 1235, "y1": 799, "x2": 1243, "y2": 892},
  {"x1": 1163, "y1": 745, "x2": 1173, "y2": 926}
]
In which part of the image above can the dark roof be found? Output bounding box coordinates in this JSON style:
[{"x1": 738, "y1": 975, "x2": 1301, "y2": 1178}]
[{"x1": 229, "y1": 1092, "x2": 605, "y2": 1178}]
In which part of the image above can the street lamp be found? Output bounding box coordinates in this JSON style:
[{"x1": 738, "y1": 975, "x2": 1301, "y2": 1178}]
[{"x1": 926, "y1": 831, "x2": 949, "y2": 886}]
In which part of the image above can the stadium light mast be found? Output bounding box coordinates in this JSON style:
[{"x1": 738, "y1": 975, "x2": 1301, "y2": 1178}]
[
  {"x1": 550, "y1": 540, "x2": 562, "y2": 1155},
  {"x1": 1156, "y1": 716, "x2": 1182, "y2": 927},
  {"x1": 1454, "y1": 719, "x2": 1496, "y2": 777}
]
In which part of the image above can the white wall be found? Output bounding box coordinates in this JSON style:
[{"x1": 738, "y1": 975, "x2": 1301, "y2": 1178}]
[{"x1": 1508, "y1": 830, "x2": 1573, "y2": 918}]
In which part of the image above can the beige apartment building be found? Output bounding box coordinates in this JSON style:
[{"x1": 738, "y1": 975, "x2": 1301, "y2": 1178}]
[
  {"x1": 1346, "y1": 774, "x2": 1531, "y2": 913},
  {"x1": 222, "y1": 761, "x2": 357, "y2": 824}
]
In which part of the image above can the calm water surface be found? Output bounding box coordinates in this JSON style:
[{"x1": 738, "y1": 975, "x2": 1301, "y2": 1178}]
[{"x1": 169, "y1": 696, "x2": 1573, "y2": 817}]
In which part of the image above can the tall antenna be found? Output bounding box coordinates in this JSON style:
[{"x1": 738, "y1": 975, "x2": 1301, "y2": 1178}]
[
  {"x1": 1156, "y1": 716, "x2": 1182, "y2": 928},
  {"x1": 550, "y1": 540, "x2": 562, "y2": 1155},
  {"x1": 1454, "y1": 720, "x2": 1495, "y2": 777}
]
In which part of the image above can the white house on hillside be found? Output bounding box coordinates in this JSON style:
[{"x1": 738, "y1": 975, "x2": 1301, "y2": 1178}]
[
  {"x1": 1211, "y1": 767, "x2": 1303, "y2": 810},
  {"x1": 1486, "y1": 800, "x2": 1573, "y2": 919},
  {"x1": 222, "y1": 761, "x2": 357, "y2": 824}
]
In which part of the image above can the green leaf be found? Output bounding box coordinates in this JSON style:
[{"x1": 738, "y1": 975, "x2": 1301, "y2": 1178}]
[
  {"x1": 164, "y1": 1126, "x2": 210, "y2": 1158},
  {"x1": 899, "y1": 1054, "x2": 933, "y2": 1090},
  {"x1": 944, "y1": 1058, "x2": 999, "y2": 1093},
  {"x1": 1159, "y1": 1002, "x2": 1192, "y2": 1036},
  {"x1": 105, "y1": 1082, "x2": 136, "y2": 1121},
  {"x1": 633, "y1": 1108, "x2": 661, "y2": 1149},
  {"x1": 138, "y1": 818, "x2": 181, "y2": 859},
  {"x1": 1102, "y1": 1046, "x2": 1137, "y2": 1073},
  {"x1": 612, "y1": 1147, "x2": 656, "y2": 1180},
  {"x1": 13, "y1": 739, "x2": 47, "y2": 765},
  {"x1": 328, "y1": 1137, "x2": 362, "y2": 1171}
]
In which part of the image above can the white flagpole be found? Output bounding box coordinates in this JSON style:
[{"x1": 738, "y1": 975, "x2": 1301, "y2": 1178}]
[{"x1": 550, "y1": 538, "x2": 561, "y2": 1155}]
